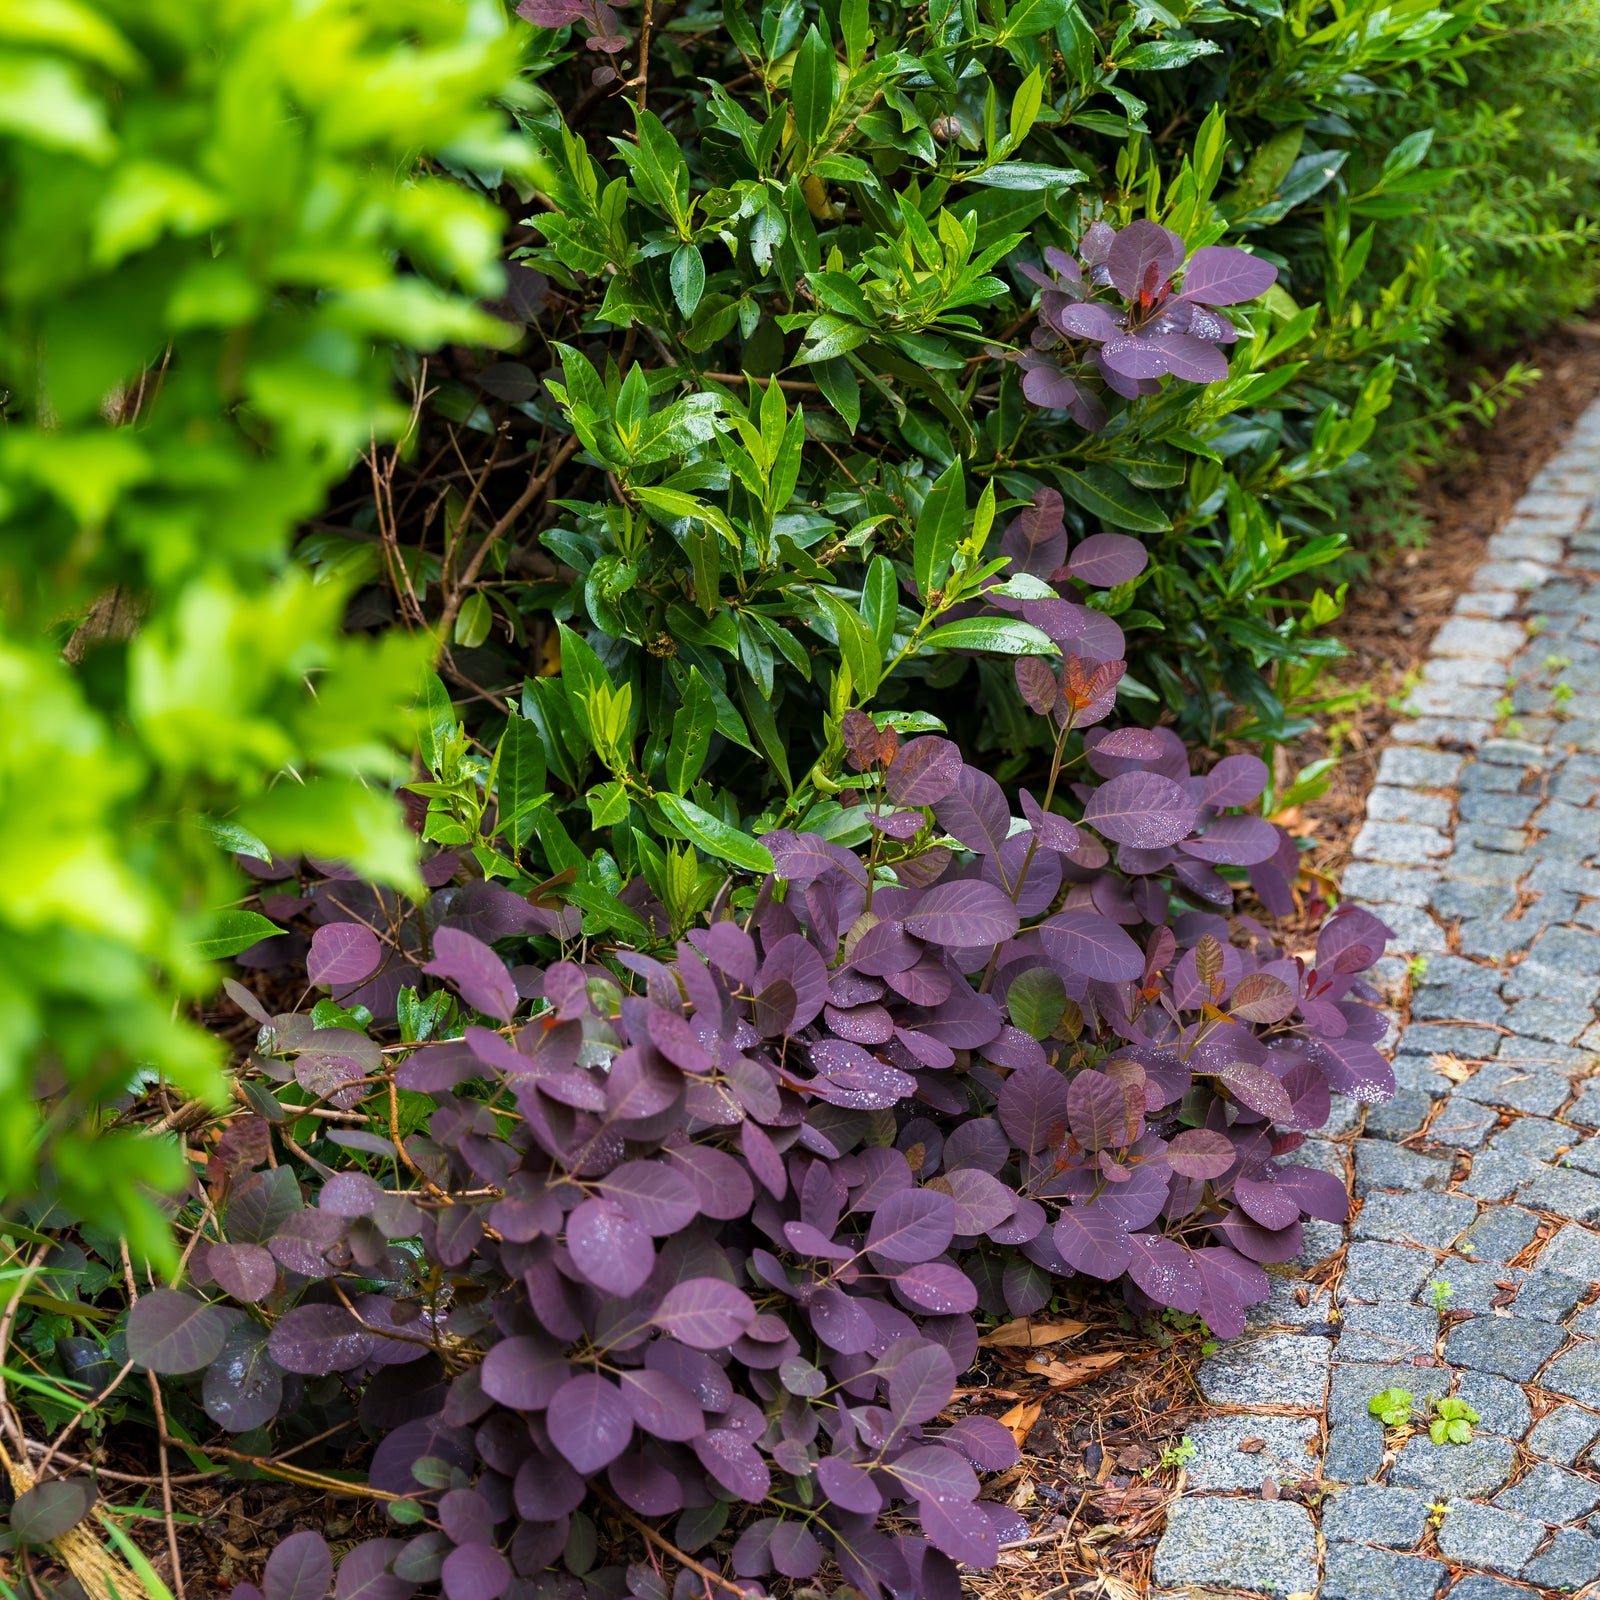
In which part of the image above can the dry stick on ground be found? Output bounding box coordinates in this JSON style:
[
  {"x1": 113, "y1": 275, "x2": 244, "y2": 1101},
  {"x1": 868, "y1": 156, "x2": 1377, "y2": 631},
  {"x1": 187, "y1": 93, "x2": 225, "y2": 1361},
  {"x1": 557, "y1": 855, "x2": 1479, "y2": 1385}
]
[
  {"x1": 596, "y1": 1492, "x2": 750, "y2": 1600},
  {"x1": 434, "y1": 431, "x2": 581, "y2": 643},
  {"x1": 121, "y1": 1240, "x2": 186, "y2": 1600}
]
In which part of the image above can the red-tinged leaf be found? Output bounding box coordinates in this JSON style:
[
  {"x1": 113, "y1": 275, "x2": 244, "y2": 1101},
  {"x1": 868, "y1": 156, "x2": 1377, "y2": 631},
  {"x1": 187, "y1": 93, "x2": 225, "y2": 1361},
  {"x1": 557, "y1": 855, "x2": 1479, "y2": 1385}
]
[
  {"x1": 886, "y1": 737, "x2": 963, "y2": 805},
  {"x1": 267, "y1": 1304, "x2": 376, "y2": 1376},
  {"x1": 1229, "y1": 971, "x2": 1298, "y2": 1024},
  {"x1": 1165, "y1": 1127, "x2": 1236, "y2": 1179},
  {"x1": 1067, "y1": 1069, "x2": 1133, "y2": 1151},
  {"x1": 997, "y1": 1061, "x2": 1071, "y2": 1153},
  {"x1": 207, "y1": 1242, "x2": 277, "y2": 1303}
]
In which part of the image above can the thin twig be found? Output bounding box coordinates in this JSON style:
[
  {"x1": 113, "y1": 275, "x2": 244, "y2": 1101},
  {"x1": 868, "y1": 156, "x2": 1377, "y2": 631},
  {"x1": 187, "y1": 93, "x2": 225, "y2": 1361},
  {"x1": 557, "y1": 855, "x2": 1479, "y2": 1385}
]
[{"x1": 598, "y1": 1492, "x2": 749, "y2": 1598}]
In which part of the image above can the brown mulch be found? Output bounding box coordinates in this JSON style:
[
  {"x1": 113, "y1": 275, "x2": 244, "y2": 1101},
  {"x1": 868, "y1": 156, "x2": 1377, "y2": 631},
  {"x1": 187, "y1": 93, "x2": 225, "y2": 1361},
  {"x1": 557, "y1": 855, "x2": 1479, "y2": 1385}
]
[{"x1": 1284, "y1": 321, "x2": 1600, "y2": 887}]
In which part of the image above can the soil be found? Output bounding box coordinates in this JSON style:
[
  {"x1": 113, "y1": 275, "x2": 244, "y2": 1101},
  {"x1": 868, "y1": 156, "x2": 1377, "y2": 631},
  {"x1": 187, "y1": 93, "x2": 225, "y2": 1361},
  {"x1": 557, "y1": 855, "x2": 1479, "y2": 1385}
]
[{"x1": 1284, "y1": 321, "x2": 1600, "y2": 887}]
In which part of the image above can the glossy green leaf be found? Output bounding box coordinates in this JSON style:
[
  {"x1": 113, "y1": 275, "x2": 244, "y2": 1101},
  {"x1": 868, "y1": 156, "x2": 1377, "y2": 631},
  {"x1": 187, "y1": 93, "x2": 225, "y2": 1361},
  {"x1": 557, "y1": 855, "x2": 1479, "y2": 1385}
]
[
  {"x1": 192, "y1": 909, "x2": 284, "y2": 960},
  {"x1": 658, "y1": 795, "x2": 775, "y2": 875},
  {"x1": 922, "y1": 618, "x2": 1059, "y2": 655}
]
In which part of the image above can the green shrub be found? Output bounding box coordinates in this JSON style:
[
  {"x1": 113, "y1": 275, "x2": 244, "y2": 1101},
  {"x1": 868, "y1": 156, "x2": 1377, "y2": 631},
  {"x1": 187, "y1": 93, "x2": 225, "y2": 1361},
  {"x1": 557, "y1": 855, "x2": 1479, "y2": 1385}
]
[{"x1": 0, "y1": 0, "x2": 531, "y2": 1261}]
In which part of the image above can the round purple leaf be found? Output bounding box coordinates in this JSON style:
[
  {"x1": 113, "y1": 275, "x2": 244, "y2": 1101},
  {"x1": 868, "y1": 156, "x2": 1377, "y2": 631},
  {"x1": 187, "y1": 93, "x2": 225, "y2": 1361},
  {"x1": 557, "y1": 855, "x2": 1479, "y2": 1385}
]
[{"x1": 566, "y1": 1197, "x2": 654, "y2": 1296}]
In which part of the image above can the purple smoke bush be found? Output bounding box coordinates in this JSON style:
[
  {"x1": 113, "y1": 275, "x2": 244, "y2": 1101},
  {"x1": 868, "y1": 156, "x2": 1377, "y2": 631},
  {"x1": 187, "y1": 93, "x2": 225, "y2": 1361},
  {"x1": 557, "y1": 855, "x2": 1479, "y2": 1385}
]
[
  {"x1": 1015, "y1": 219, "x2": 1279, "y2": 429},
  {"x1": 143, "y1": 660, "x2": 1393, "y2": 1600}
]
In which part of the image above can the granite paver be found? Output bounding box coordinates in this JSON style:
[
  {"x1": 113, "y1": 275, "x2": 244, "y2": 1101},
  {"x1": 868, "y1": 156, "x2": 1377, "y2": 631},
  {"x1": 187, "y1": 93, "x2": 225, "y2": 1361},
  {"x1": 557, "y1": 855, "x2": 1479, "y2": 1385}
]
[{"x1": 1153, "y1": 404, "x2": 1600, "y2": 1594}]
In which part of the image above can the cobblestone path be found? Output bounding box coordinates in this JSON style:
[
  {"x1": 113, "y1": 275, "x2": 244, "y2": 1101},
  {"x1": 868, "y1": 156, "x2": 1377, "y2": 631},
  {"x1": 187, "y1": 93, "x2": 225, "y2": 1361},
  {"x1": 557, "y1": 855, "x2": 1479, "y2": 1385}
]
[{"x1": 1152, "y1": 400, "x2": 1600, "y2": 1597}]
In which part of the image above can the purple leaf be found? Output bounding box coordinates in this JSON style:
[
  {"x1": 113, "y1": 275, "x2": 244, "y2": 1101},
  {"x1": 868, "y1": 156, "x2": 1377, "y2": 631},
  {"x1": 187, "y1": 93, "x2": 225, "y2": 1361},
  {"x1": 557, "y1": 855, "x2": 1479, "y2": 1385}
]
[
  {"x1": 1165, "y1": 1127, "x2": 1236, "y2": 1179},
  {"x1": 1098, "y1": 334, "x2": 1171, "y2": 379},
  {"x1": 904, "y1": 880, "x2": 1021, "y2": 947},
  {"x1": 203, "y1": 1324, "x2": 283, "y2": 1434},
  {"x1": 333, "y1": 1540, "x2": 413, "y2": 1600},
  {"x1": 1039, "y1": 911, "x2": 1143, "y2": 981},
  {"x1": 480, "y1": 1335, "x2": 568, "y2": 1410},
  {"x1": 423, "y1": 928, "x2": 518, "y2": 1022},
  {"x1": 546, "y1": 1373, "x2": 634, "y2": 1474},
  {"x1": 941, "y1": 1167, "x2": 1015, "y2": 1233},
  {"x1": 932, "y1": 766, "x2": 1011, "y2": 856},
  {"x1": 887, "y1": 1342, "x2": 957, "y2": 1425},
  {"x1": 566, "y1": 1197, "x2": 654, "y2": 1296},
  {"x1": 886, "y1": 737, "x2": 964, "y2": 805},
  {"x1": 667, "y1": 1146, "x2": 753, "y2": 1220},
  {"x1": 1152, "y1": 333, "x2": 1229, "y2": 383},
  {"x1": 619, "y1": 1368, "x2": 705, "y2": 1441},
  {"x1": 818, "y1": 1454, "x2": 882, "y2": 1513},
  {"x1": 692, "y1": 1428, "x2": 770, "y2": 1500},
  {"x1": 1081, "y1": 771, "x2": 1199, "y2": 848},
  {"x1": 1182, "y1": 815, "x2": 1280, "y2": 866},
  {"x1": 1219, "y1": 1061, "x2": 1294, "y2": 1123},
  {"x1": 997, "y1": 1061, "x2": 1071, "y2": 1152},
  {"x1": 1274, "y1": 1164, "x2": 1349, "y2": 1222},
  {"x1": 919, "y1": 1496, "x2": 999, "y2": 1568},
  {"x1": 890, "y1": 1443, "x2": 979, "y2": 1503},
  {"x1": 1050, "y1": 300, "x2": 1123, "y2": 342},
  {"x1": 441, "y1": 1548, "x2": 509, "y2": 1600},
  {"x1": 1105, "y1": 220, "x2": 1185, "y2": 298},
  {"x1": 1021, "y1": 363, "x2": 1084, "y2": 410},
  {"x1": 267, "y1": 1304, "x2": 376, "y2": 1376},
  {"x1": 756, "y1": 934, "x2": 829, "y2": 1031},
  {"x1": 207, "y1": 1242, "x2": 277, "y2": 1303},
  {"x1": 1053, "y1": 1206, "x2": 1132, "y2": 1279},
  {"x1": 941, "y1": 1416, "x2": 1020, "y2": 1471},
  {"x1": 265, "y1": 1532, "x2": 334, "y2": 1600},
  {"x1": 599, "y1": 1160, "x2": 700, "y2": 1235},
  {"x1": 126, "y1": 1289, "x2": 229, "y2": 1375},
  {"x1": 770, "y1": 1521, "x2": 824, "y2": 1580},
  {"x1": 892, "y1": 1262, "x2": 978, "y2": 1314},
  {"x1": 307, "y1": 922, "x2": 383, "y2": 989},
  {"x1": 655, "y1": 1278, "x2": 757, "y2": 1349},
  {"x1": 1233, "y1": 1172, "x2": 1300, "y2": 1231},
  {"x1": 867, "y1": 1189, "x2": 956, "y2": 1264},
  {"x1": 1179, "y1": 246, "x2": 1278, "y2": 306},
  {"x1": 1066, "y1": 533, "x2": 1148, "y2": 588},
  {"x1": 1126, "y1": 1233, "x2": 1202, "y2": 1313},
  {"x1": 10, "y1": 1481, "x2": 96, "y2": 1546}
]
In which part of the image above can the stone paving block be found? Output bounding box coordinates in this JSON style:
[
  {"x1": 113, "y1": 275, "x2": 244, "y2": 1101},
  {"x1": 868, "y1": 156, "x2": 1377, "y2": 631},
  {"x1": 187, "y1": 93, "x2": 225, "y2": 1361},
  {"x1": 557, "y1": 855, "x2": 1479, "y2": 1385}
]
[
  {"x1": 1364, "y1": 1088, "x2": 1435, "y2": 1141},
  {"x1": 1565, "y1": 1300, "x2": 1600, "y2": 1336},
  {"x1": 1456, "y1": 822, "x2": 1533, "y2": 854},
  {"x1": 1534, "y1": 926, "x2": 1600, "y2": 973},
  {"x1": 1364, "y1": 904, "x2": 1448, "y2": 955},
  {"x1": 1352, "y1": 1190, "x2": 1478, "y2": 1247},
  {"x1": 1392, "y1": 716, "x2": 1494, "y2": 747},
  {"x1": 1244, "y1": 1277, "x2": 1334, "y2": 1332},
  {"x1": 1517, "y1": 1164, "x2": 1600, "y2": 1220},
  {"x1": 1512, "y1": 1268, "x2": 1586, "y2": 1322},
  {"x1": 1337, "y1": 1301, "x2": 1439, "y2": 1363},
  {"x1": 1541, "y1": 1340, "x2": 1600, "y2": 1406},
  {"x1": 1459, "y1": 789, "x2": 1540, "y2": 826},
  {"x1": 1460, "y1": 1149, "x2": 1543, "y2": 1201},
  {"x1": 1291, "y1": 1216, "x2": 1345, "y2": 1267},
  {"x1": 1340, "y1": 1241, "x2": 1438, "y2": 1304},
  {"x1": 1441, "y1": 1314, "x2": 1564, "y2": 1381},
  {"x1": 1320, "y1": 1542, "x2": 1448, "y2": 1600},
  {"x1": 1280, "y1": 1137, "x2": 1344, "y2": 1178},
  {"x1": 1458, "y1": 919, "x2": 1540, "y2": 960},
  {"x1": 1454, "y1": 850, "x2": 1531, "y2": 887},
  {"x1": 1522, "y1": 1527, "x2": 1600, "y2": 1590},
  {"x1": 1343, "y1": 861, "x2": 1441, "y2": 907},
  {"x1": 1428, "y1": 1096, "x2": 1499, "y2": 1151},
  {"x1": 1391, "y1": 1055, "x2": 1457, "y2": 1098},
  {"x1": 1461, "y1": 759, "x2": 1535, "y2": 792},
  {"x1": 1354, "y1": 1140, "x2": 1453, "y2": 1197},
  {"x1": 1180, "y1": 1414, "x2": 1320, "y2": 1490},
  {"x1": 1322, "y1": 1484, "x2": 1430, "y2": 1548},
  {"x1": 1495, "y1": 1033, "x2": 1594, "y2": 1071},
  {"x1": 1480, "y1": 737, "x2": 1552, "y2": 765},
  {"x1": 1421, "y1": 1257, "x2": 1524, "y2": 1315},
  {"x1": 1489, "y1": 1116, "x2": 1573, "y2": 1159},
  {"x1": 1537, "y1": 800, "x2": 1600, "y2": 838},
  {"x1": 1435, "y1": 1501, "x2": 1544, "y2": 1574},
  {"x1": 1434, "y1": 618, "x2": 1528, "y2": 658},
  {"x1": 1378, "y1": 747, "x2": 1467, "y2": 788},
  {"x1": 1352, "y1": 821, "x2": 1454, "y2": 864},
  {"x1": 1323, "y1": 1097, "x2": 1365, "y2": 1138},
  {"x1": 1329, "y1": 1361, "x2": 1451, "y2": 1423},
  {"x1": 1453, "y1": 1371, "x2": 1532, "y2": 1439},
  {"x1": 1428, "y1": 881, "x2": 1519, "y2": 922},
  {"x1": 1442, "y1": 1577, "x2": 1528, "y2": 1600},
  {"x1": 1424, "y1": 956, "x2": 1507, "y2": 990},
  {"x1": 1197, "y1": 1333, "x2": 1332, "y2": 1409},
  {"x1": 1457, "y1": 589, "x2": 1520, "y2": 619},
  {"x1": 1368, "y1": 785, "x2": 1454, "y2": 827},
  {"x1": 1535, "y1": 1223, "x2": 1600, "y2": 1281},
  {"x1": 1324, "y1": 1417, "x2": 1386, "y2": 1482},
  {"x1": 1151, "y1": 1497, "x2": 1319, "y2": 1595},
  {"x1": 1459, "y1": 1063, "x2": 1571, "y2": 1117},
  {"x1": 1565, "y1": 1084, "x2": 1600, "y2": 1127},
  {"x1": 1401, "y1": 1022, "x2": 1504, "y2": 1059},
  {"x1": 1494, "y1": 1461, "x2": 1600, "y2": 1524},
  {"x1": 1404, "y1": 683, "x2": 1504, "y2": 719},
  {"x1": 1526, "y1": 1403, "x2": 1600, "y2": 1465},
  {"x1": 1505, "y1": 999, "x2": 1597, "y2": 1044},
  {"x1": 1391, "y1": 1432, "x2": 1516, "y2": 1498},
  {"x1": 1457, "y1": 1204, "x2": 1539, "y2": 1263},
  {"x1": 1410, "y1": 983, "x2": 1509, "y2": 1027}
]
